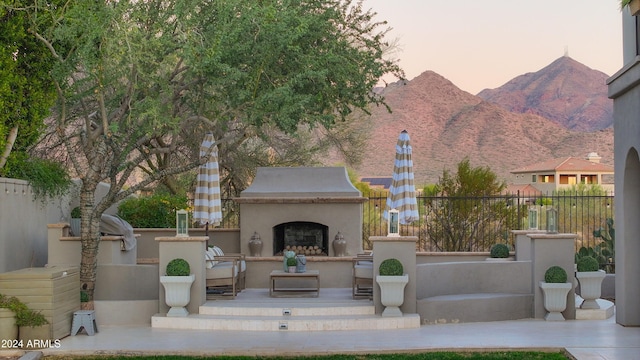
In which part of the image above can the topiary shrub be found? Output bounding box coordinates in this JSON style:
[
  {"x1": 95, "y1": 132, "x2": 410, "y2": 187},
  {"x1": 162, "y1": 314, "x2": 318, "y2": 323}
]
[
  {"x1": 544, "y1": 266, "x2": 568, "y2": 283},
  {"x1": 166, "y1": 258, "x2": 191, "y2": 276},
  {"x1": 490, "y1": 243, "x2": 510, "y2": 258},
  {"x1": 379, "y1": 258, "x2": 403, "y2": 276},
  {"x1": 576, "y1": 256, "x2": 600, "y2": 272},
  {"x1": 286, "y1": 257, "x2": 297, "y2": 266}
]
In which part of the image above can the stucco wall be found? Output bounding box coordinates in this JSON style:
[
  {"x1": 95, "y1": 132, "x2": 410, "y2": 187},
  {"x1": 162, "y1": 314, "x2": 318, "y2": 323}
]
[{"x1": 0, "y1": 178, "x2": 71, "y2": 273}]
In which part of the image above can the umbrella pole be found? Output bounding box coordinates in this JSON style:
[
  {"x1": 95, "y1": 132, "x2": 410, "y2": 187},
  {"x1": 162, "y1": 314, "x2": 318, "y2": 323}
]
[{"x1": 205, "y1": 222, "x2": 209, "y2": 237}]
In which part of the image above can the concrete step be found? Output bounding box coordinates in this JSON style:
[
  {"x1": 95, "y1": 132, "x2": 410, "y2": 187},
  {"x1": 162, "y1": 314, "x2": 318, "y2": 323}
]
[
  {"x1": 151, "y1": 313, "x2": 421, "y2": 331},
  {"x1": 200, "y1": 301, "x2": 375, "y2": 317}
]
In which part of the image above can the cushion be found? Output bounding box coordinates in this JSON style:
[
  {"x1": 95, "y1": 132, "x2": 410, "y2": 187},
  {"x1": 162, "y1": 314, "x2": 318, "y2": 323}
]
[
  {"x1": 211, "y1": 246, "x2": 225, "y2": 257},
  {"x1": 206, "y1": 261, "x2": 238, "y2": 278},
  {"x1": 205, "y1": 248, "x2": 218, "y2": 269},
  {"x1": 354, "y1": 263, "x2": 374, "y2": 279}
]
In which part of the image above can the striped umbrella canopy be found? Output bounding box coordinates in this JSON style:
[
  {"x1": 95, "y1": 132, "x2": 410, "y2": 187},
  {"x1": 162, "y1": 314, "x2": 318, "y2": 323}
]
[
  {"x1": 193, "y1": 133, "x2": 222, "y2": 233},
  {"x1": 383, "y1": 130, "x2": 419, "y2": 225}
]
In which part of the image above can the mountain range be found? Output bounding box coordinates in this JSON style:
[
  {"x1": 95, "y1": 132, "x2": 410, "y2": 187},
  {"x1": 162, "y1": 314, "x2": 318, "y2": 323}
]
[{"x1": 343, "y1": 56, "x2": 614, "y2": 186}]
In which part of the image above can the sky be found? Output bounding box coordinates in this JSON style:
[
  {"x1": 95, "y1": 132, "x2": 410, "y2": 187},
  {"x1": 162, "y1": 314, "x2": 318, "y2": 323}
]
[{"x1": 363, "y1": 0, "x2": 624, "y2": 94}]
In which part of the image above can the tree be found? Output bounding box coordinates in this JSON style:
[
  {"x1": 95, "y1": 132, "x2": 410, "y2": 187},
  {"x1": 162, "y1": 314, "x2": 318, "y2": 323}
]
[
  {"x1": 423, "y1": 158, "x2": 518, "y2": 251},
  {"x1": 18, "y1": 0, "x2": 402, "y2": 300},
  {"x1": 0, "y1": 3, "x2": 55, "y2": 170}
]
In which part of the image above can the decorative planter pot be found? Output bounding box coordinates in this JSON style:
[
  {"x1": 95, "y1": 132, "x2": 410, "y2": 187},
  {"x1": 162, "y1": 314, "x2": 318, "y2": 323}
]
[
  {"x1": 288, "y1": 266, "x2": 297, "y2": 273},
  {"x1": 576, "y1": 270, "x2": 606, "y2": 309},
  {"x1": 332, "y1": 232, "x2": 347, "y2": 257},
  {"x1": 70, "y1": 218, "x2": 81, "y2": 237},
  {"x1": 0, "y1": 308, "x2": 18, "y2": 341},
  {"x1": 539, "y1": 281, "x2": 573, "y2": 321},
  {"x1": 248, "y1": 232, "x2": 263, "y2": 257},
  {"x1": 19, "y1": 324, "x2": 52, "y2": 349},
  {"x1": 376, "y1": 274, "x2": 409, "y2": 317},
  {"x1": 160, "y1": 274, "x2": 195, "y2": 317}
]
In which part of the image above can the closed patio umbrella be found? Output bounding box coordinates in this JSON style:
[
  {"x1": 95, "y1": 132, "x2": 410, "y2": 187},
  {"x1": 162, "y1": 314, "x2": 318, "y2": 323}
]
[
  {"x1": 193, "y1": 133, "x2": 222, "y2": 236},
  {"x1": 383, "y1": 130, "x2": 419, "y2": 225}
]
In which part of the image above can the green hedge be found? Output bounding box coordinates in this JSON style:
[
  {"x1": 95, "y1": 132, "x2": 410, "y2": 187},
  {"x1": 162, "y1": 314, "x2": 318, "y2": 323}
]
[{"x1": 117, "y1": 193, "x2": 189, "y2": 228}]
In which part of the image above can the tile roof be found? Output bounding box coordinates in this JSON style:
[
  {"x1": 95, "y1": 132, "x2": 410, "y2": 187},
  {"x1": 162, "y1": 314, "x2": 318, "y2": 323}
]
[{"x1": 511, "y1": 157, "x2": 613, "y2": 174}]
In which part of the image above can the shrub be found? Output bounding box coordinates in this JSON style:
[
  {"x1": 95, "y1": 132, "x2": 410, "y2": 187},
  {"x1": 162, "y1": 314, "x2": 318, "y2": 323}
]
[
  {"x1": 544, "y1": 266, "x2": 568, "y2": 283},
  {"x1": 379, "y1": 258, "x2": 403, "y2": 276},
  {"x1": 286, "y1": 257, "x2": 297, "y2": 266},
  {"x1": 71, "y1": 206, "x2": 81, "y2": 218},
  {"x1": 166, "y1": 258, "x2": 191, "y2": 276},
  {"x1": 117, "y1": 193, "x2": 189, "y2": 228},
  {"x1": 0, "y1": 294, "x2": 49, "y2": 327},
  {"x1": 576, "y1": 256, "x2": 600, "y2": 272},
  {"x1": 490, "y1": 243, "x2": 510, "y2": 258}
]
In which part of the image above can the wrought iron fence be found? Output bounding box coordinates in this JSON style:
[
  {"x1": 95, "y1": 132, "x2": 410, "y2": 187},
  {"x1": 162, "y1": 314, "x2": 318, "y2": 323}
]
[
  {"x1": 220, "y1": 191, "x2": 614, "y2": 253},
  {"x1": 361, "y1": 191, "x2": 614, "y2": 253}
]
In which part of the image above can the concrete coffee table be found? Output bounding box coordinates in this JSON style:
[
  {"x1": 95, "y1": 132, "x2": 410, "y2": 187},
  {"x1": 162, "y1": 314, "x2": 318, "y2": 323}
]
[{"x1": 269, "y1": 270, "x2": 320, "y2": 297}]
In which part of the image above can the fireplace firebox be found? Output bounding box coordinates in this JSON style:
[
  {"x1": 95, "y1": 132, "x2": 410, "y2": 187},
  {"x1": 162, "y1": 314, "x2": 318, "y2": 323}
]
[{"x1": 273, "y1": 222, "x2": 328, "y2": 256}]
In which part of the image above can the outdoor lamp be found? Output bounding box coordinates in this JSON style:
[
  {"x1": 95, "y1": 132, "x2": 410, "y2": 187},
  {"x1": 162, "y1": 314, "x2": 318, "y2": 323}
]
[
  {"x1": 176, "y1": 209, "x2": 189, "y2": 237},
  {"x1": 528, "y1": 207, "x2": 538, "y2": 230},
  {"x1": 546, "y1": 207, "x2": 557, "y2": 233},
  {"x1": 388, "y1": 209, "x2": 400, "y2": 237}
]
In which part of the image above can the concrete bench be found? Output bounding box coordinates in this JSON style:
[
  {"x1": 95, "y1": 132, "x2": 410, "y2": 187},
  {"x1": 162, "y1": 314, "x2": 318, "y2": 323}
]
[{"x1": 416, "y1": 260, "x2": 533, "y2": 324}]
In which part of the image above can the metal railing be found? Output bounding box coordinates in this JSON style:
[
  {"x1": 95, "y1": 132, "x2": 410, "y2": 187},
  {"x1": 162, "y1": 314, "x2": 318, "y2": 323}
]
[
  {"x1": 220, "y1": 191, "x2": 614, "y2": 253},
  {"x1": 362, "y1": 191, "x2": 614, "y2": 252}
]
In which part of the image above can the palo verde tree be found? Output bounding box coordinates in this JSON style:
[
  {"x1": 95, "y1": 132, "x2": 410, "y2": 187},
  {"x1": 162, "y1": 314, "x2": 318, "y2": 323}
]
[
  {"x1": 424, "y1": 158, "x2": 520, "y2": 251},
  {"x1": 17, "y1": 0, "x2": 402, "y2": 300}
]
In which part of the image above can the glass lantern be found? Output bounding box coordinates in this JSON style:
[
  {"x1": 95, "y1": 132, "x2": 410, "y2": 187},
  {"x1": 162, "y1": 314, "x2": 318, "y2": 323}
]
[
  {"x1": 388, "y1": 209, "x2": 400, "y2": 237},
  {"x1": 176, "y1": 209, "x2": 189, "y2": 237},
  {"x1": 546, "y1": 207, "x2": 558, "y2": 234}
]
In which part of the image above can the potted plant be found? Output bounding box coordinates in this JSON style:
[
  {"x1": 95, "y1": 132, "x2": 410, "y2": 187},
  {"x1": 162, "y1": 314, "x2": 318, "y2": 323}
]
[
  {"x1": 376, "y1": 258, "x2": 409, "y2": 317},
  {"x1": 621, "y1": 0, "x2": 640, "y2": 16},
  {"x1": 16, "y1": 308, "x2": 50, "y2": 349},
  {"x1": 0, "y1": 294, "x2": 50, "y2": 347},
  {"x1": 70, "y1": 206, "x2": 81, "y2": 236},
  {"x1": 487, "y1": 243, "x2": 512, "y2": 261},
  {"x1": 575, "y1": 255, "x2": 606, "y2": 309},
  {"x1": 286, "y1": 257, "x2": 297, "y2": 273},
  {"x1": 0, "y1": 294, "x2": 19, "y2": 341},
  {"x1": 539, "y1": 265, "x2": 573, "y2": 321},
  {"x1": 160, "y1": 258, "x2": 195, "y2": 317}
]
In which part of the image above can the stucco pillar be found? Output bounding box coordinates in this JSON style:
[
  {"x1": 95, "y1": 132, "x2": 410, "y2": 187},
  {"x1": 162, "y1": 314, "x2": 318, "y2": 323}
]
[
  {"x1": 371, "y1": 236, "x2": 417, "y2": 315},
  {"x1": 156, "y1": 236, "x2": 208, "y2": 315},
  {"x1": 512, "y1": 229, "x2": 546, "y2": 262},
  {"x1": 528, "y1": 233, "x2": 577, "y2": 320}
]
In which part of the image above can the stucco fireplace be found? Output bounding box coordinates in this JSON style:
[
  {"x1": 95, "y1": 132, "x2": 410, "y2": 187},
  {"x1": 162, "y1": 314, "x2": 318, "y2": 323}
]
[{"x1": 236, "y1": 167, "x2": 366, "y2": 257}]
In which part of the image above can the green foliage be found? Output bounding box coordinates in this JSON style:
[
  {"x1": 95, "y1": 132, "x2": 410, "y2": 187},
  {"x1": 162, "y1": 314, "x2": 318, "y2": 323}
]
[
  {"x1": 423, "y1": 158, "x2": 518, "y2": 251},
  {"x1": 574, "y1": 217, "x2": 615, "y2": 273},
  {"x1": 0, "y1": 293, "x2": 49, "y2": 327},
  {"x1": 71, "y1": 206, "x2": 81, "y2": 218},
  {"x1": 490, "y1": 243, "x2": 510, "y2": 258},
  {"x1": 166, "y1": 258, "x2": 191, "y2": 276},
  {"x1": 286, "y1": 257, "x2": 298, "y2": 266},
  {"x1": 576, "y1": 256, "x2": 600, "y2": 272},
  {"x1": 18, "y1": 0, "x2": 402, "y2": 301},
  {"x1": 1, "y1": 154, "x2": 72, "y2": 203},
  {"x1": 544, "y1": 266, "x2": 568, "y2": 283},
  {"x1": 0, "y1": 3, "x2": 56, "y2": 172},
  {"x1": 117, "y1": 194, "x2": 189, "y2": 228},
  {"x1": 379, "y1": 258, "x2": 404, "y2": 276},
  {"x1": 80, "y1": 290, "x2": 89, "y2": 303}
]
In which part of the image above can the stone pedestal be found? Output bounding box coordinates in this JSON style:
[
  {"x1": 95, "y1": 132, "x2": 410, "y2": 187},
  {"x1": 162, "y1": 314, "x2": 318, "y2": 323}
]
[
  {"x1": 156, "y1": 236, "x2": 208, "y2": 316},
  {"x1": 371, "y1": 236, "x2": 417, "y2": 315}
]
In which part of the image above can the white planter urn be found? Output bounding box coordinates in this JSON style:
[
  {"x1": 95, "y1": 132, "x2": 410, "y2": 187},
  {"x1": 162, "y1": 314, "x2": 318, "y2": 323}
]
[
  {"x1": 160, "y1": 274, "x2": 195, "y2": 317},
  {"x1": 576, "y1": 270, "x2": 606, "y2": 309},
  {"x1": 539, "y1": 281, "x2": 573, "y2": 321},
  {"x1": 376, "y1": 274, "x2": 409, "y2": 317}
]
